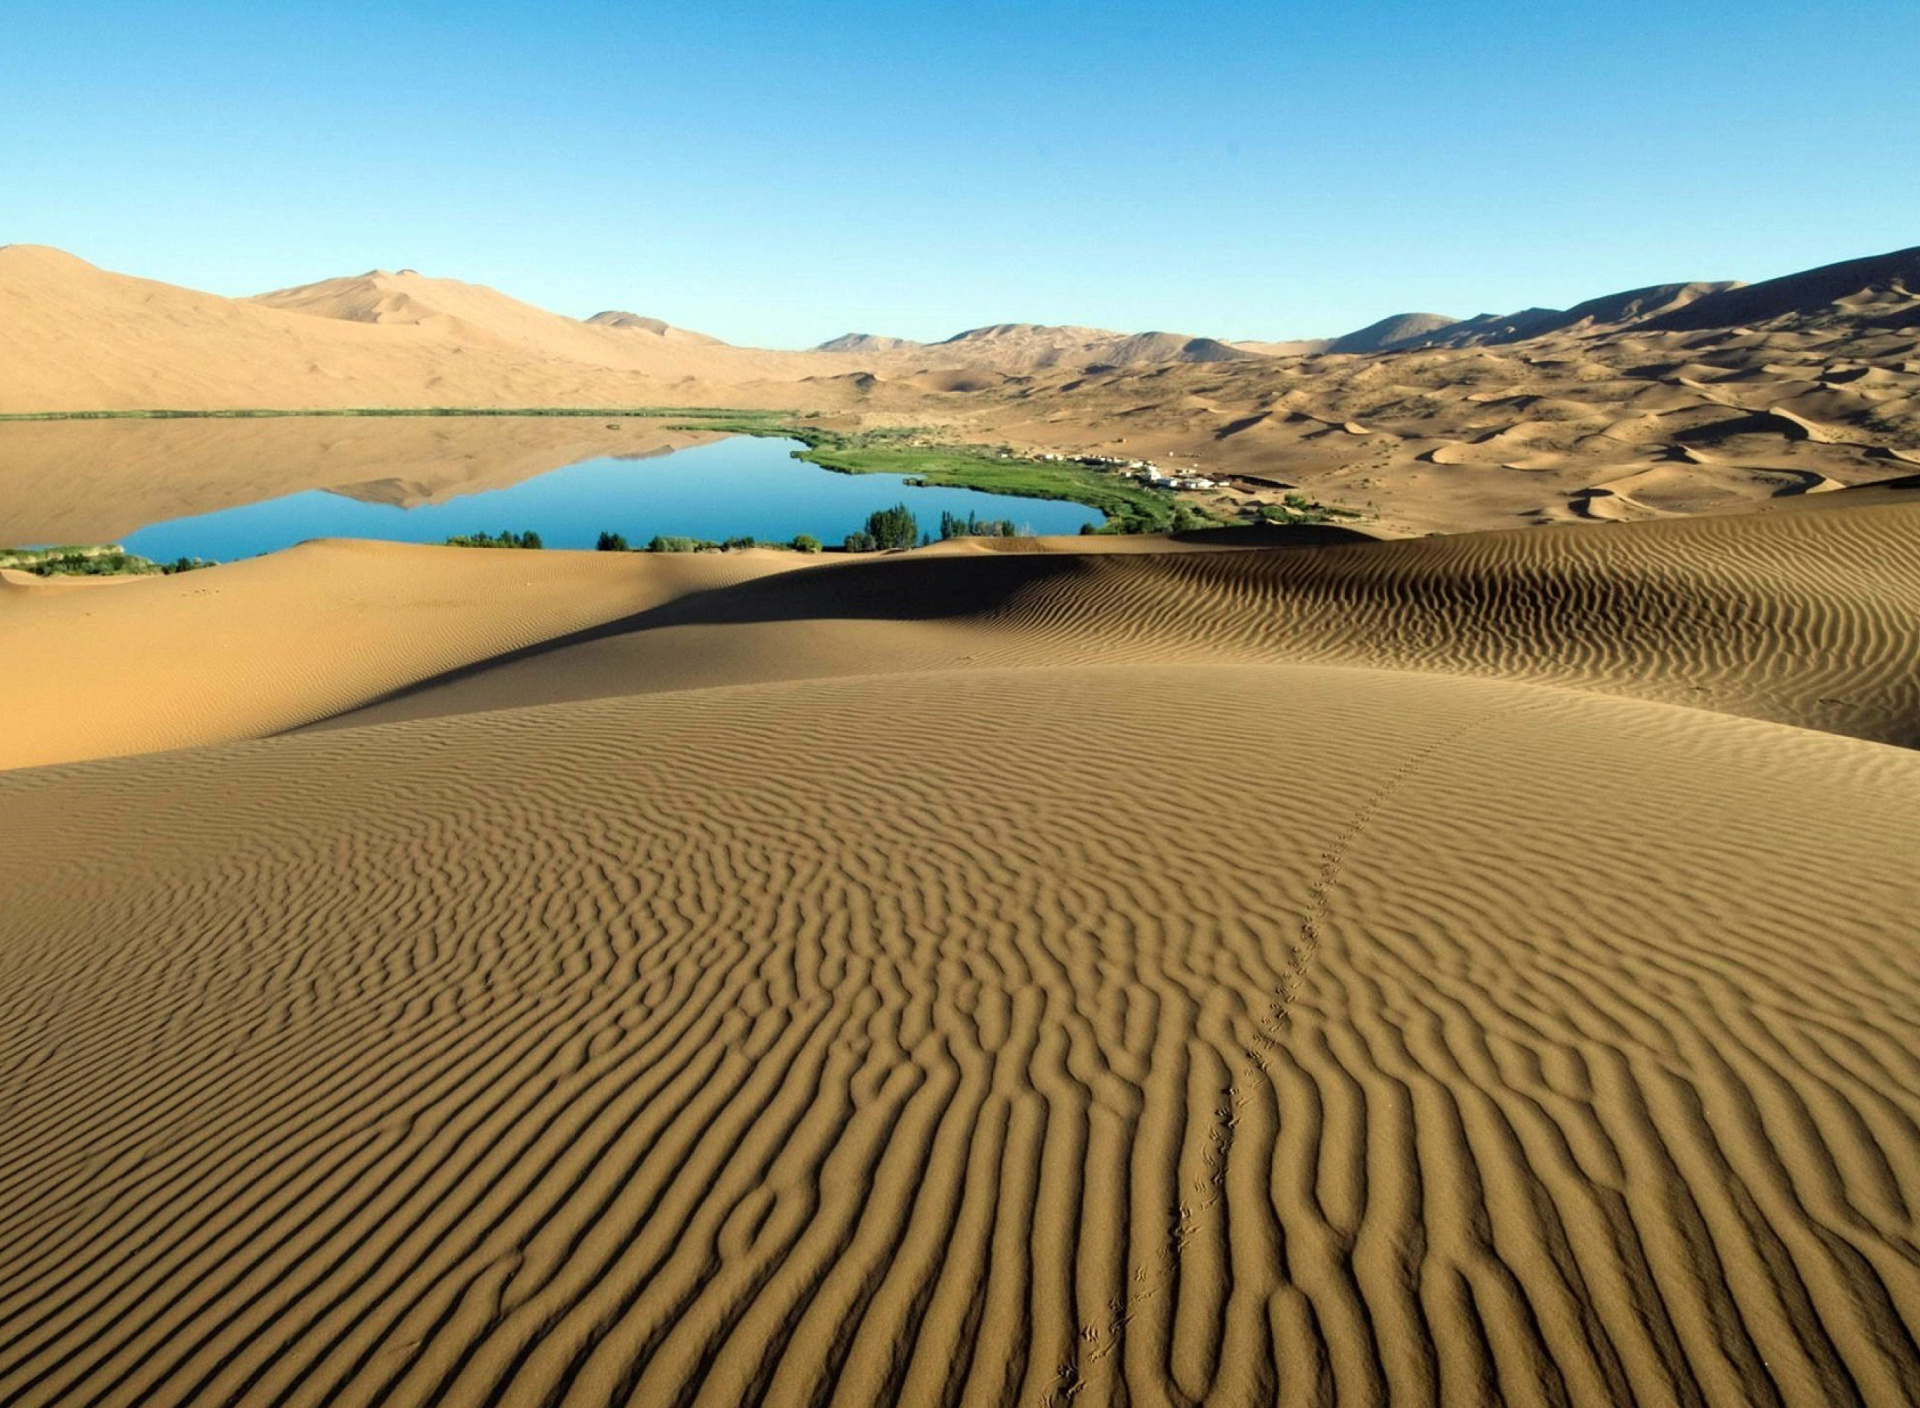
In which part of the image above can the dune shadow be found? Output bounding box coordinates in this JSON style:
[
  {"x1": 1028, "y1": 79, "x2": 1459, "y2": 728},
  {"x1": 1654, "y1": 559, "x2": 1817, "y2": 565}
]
[{"x1": 296, "y1": 530, "x2": 1372, "y2": 733}]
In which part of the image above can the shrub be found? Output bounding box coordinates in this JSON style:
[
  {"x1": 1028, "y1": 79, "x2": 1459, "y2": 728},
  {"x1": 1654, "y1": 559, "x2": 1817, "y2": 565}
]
[
  {"x1": 790, "y1": 533, "x2": 822, "y2": 554},
  {"x1": 647, "y1": 535, "x2": 709, "y2": 553},
  {"x1": 723, "y1": 535, "x2": 756, "y2": 551},
  {"x1": 596, "y1": 531, "x2": 629, "y2": 552},
  {"x1": 843, "y1": 529, "x2": 877, "y2": 552},
  {"x1": 446, "y1": 529, "x2": 542, "y2": 549}
]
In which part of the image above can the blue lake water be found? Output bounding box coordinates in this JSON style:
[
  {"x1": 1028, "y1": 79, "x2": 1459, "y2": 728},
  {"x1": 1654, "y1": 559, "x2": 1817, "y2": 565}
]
[{"x1": 120, "y1": 435, "x2": 1101, "y2": 560}]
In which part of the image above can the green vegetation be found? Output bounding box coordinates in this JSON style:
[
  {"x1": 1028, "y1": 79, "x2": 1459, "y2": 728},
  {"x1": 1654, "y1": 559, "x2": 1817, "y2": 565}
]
[
  {"x1": 790, "y1": 533, "x2": 822, "y2": 554},
  {"x1": 939, "y1": 509, "x2": 1021, "y2": 539},
  {"x1": 0, "y1": 545, "x2": 214, "y2": 576},
  {"x1": 844, "y1": 502, "x2": 920, "y2": 553},
  {"x1": 1256, "y1": 493, "x2": 1363, "y2": 526},
  {"x1": 596, "y1": 531, "x2": 630, "y2": 551},
  {"x1": 445, "y1": 529, "x2": 543, "y2": 549},
  {"x1": 647, "y1": 534, "x2": 707, "y2": 553},
  {"x1": 792, "y1": 433, "x2": 1183, "y2": 533},
  {"x1": 643, "y1": 417, "x2": 1200, "y2": 534}
]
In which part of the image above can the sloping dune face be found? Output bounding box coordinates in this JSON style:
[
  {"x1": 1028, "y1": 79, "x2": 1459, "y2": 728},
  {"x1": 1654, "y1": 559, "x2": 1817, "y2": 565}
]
[
  {"x1": 3, "y1": 664, "x2": 1920, "y2": 1406},
  {"x1": 320, "y1": 499, "x2": 1920, "y2": 751}
]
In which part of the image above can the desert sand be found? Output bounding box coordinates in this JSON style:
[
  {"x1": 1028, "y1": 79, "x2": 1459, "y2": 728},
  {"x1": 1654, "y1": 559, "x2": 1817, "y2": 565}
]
[{"x1": 4, "y1": 488, "x2": 1920, "y2": 1404}]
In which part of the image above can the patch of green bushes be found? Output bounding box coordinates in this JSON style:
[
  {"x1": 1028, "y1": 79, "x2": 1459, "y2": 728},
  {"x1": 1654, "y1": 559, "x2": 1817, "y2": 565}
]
[{"x1": 445, "y1": 529, "x2": 543, "y2": 549}]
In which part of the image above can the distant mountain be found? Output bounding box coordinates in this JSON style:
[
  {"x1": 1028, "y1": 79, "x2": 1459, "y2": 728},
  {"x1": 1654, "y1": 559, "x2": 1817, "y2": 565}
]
[
  {"x1": 1096, "y1": 332, "x2": 1253, "y2": 365},
  {"x1": 1327, "y1": 313, "x2": 1459, "y2": 355},
  {"x1": 1233, "y1": 338, "x2": 1335, "y2": 357},
  {"x1": 1372, "y1": 286, "x2": 1740, "y2": 351},
  {"x1": 815, "y1": 333, "x2": 925, "y2": 355},
  {"x1": 1547, "y1": 281, "x2": 1738, "y2": 332},
  {"x1": 1641, "y1": 246, "x2": 1920, "y2": 332},
  {"x1": 817, "y1": 322, "x2": 1265, "y2": 372},
  {"x1": 586, "y1": 310, "x2": 721, "y2": 344}
]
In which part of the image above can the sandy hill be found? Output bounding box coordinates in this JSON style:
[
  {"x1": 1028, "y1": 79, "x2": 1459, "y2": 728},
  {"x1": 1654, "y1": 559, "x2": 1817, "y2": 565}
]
[
  {"x1": 814, "y1": 332, "x2": 924, "y2": 354},
  {"x1": 1319, "y1": 284, "x2": 1740, "y2": 358},
  {"x1": 4, "y1": 500, "x2": 1920, "y2": 1403},
  {"x1": 1369, "y1": 284, "x2": 1741, "y2": 352},
  {"x1": 1643, "y1": 244, "x2": 1920, "y2": 331},
  {"x1": 584, "y1": 310, "x2": 721, "y2": 343},
  {"x1": 1232, "y1": 336, "x2": 1335, "y2": 356},
  {"x1": 251, "y1": 268, "x2": 745, "y2": 373},
  {"x1": 1326, "y1": 311, "x2": 1458, "y2": 354},
  {"x1": 814, "y1": 321, "x2": 1268, "y2": 374},
  {"x1": 0, "y1": 245, "x2": 812, "y2": 413}
]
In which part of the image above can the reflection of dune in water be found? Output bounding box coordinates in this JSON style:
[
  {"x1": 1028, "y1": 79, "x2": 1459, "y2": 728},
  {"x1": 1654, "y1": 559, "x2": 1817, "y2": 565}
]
[{"x1": 0, "y1": 416, "x2": 728, "y2": 542}]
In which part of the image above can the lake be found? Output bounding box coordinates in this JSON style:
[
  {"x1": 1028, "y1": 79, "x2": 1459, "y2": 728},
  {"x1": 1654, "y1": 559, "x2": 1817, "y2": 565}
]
[{"x1": 105, "y1": 433, "x2": 1100, "y2": 560}]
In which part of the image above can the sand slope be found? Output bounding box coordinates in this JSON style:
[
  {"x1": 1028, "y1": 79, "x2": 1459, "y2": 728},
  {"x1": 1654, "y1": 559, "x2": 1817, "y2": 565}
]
[
  {"x1": 7, "y1": 497, "x2": 1916, "y2": 774},
  {"x1": 0, "y1": 539, "x2": 808, "y2": 769},
  {"x1": 0, "y1": 247, "x2": 813, "y2": 414},
  {"x1": 4, "y1": 661, "x2": 1920, "y2": 1406},
  {"x1": 315, "y1": 498, "x2": 1920, "y2": 750}
]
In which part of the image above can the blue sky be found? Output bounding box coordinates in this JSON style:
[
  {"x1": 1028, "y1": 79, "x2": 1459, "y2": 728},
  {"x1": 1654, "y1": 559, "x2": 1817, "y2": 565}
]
[{"x1": 5, "y1": 1, "x2": 1914, "y2": 346}]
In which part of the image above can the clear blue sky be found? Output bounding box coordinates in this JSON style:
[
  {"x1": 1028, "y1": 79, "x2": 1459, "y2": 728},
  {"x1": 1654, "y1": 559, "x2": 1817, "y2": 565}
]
[{"x1": 5, "y1": 1, "x2": 1914, "y2": 347}]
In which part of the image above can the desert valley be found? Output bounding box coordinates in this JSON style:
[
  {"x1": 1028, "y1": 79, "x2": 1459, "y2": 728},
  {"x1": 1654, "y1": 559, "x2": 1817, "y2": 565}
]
[{"x1": 3, "y1": 228, "x2": 1919, "y2": 1408}]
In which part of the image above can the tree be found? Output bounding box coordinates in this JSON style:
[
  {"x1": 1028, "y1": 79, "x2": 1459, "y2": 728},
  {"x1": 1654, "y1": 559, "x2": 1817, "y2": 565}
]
[
  {"x1": 596, "y1": 531, "x2": 629, "y2": 552},
  {"x1": 863, "y1": 502, "x2": 920, "y2": 551},
  {"x1": 790, "y1": 533, "x2": 822, "y2": 554}
]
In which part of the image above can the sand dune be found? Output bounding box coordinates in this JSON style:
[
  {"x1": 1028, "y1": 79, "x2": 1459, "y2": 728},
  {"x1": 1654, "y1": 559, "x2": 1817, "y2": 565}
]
[
  {"x1": 7, "y1": 496, "x2": 1916, "y2": 774},
  {"x1": 0, "y1": 246, "x2": 814, "y2": 415},
  {"x1": 310, "y1": 497, "x2": 1920, "y2": 750},
  {"x1": 5, "y1": 655, "x2": 1920, "y2": 1406},
  {"x1": 0, "y1": 539, "x2": 809, "y2": 770}
]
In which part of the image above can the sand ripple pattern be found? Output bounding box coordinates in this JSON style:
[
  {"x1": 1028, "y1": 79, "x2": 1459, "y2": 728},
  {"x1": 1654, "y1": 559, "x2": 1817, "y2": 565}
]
[{"x1": 5, "y1": 665, "x2": 1920, "y2": 1406}]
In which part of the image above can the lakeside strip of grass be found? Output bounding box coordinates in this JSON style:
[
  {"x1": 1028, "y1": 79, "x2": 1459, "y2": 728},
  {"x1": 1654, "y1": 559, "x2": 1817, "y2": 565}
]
[{"x1": 672, "y1": 419, "x2": 1194, "y2": 531}]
